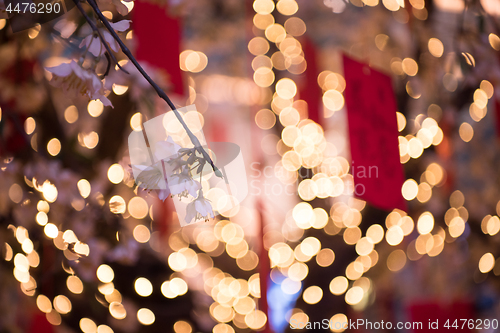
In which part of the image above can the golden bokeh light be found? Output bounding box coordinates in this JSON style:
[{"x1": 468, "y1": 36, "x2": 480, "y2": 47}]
[
  {"x1": 25, "y1": 117, "x2": 36, "y2": 135},
  {"x1": 386, "y1": 226, "x2": 404, "y2": 246},
  {"x1": 80, "y1": 318, "x2": 97, "y2": 333},
  {"x1": 174, "y1": 320, "x2": 193, "y2": 333},
  {"x1": 396, "y1": 112, "x2": 406, "y2": 132},
  {"x1": 449, "y1": 216, "x2": 465, "y2": 238},
  {"x1": 36, "y1": 211, "x2": 48, "y2": 226},
  {"x1": 107, "y1": 164, "x2": 125, "y2": 184},
  {"x1": 253, "y1": 0, "x2": 275, "y2": 14},
  {"x1": 64, "y1": 106, "x2": 79, "y2": 123},
  {"x1": 323, "y1": 89, "x2": 345, "y2": 111},
  {"x1": 316, "y1": 248, "x2": 335, "y2": 267},
  {"x1": 54, "y1": 295, "x2": 72, "y2": 314},
  {"x1": 479, "y1": 253, "x2": 495, "y2": 273},
  {"x1": 77, "y1": 179, "x2": 91, "y2": 198},
  {"x1": 37, "y1": 294, "x2": 52, "y2": 313},
  {"x1": 137, "y1": 308, "x2": 155, "y2": 325},
  {"x1": 44, "y1": 223, "x2": 59, "y2": 239},
  {"x1": 489, "y1": 33, "x2": 500, "y2": 50},
  {"x1": 329, "y1": 313, "x2": 348, "y2": 332},
  {"x1": 366, "y1": 224, "x2": 384, "y2": 244},
  {"x1": 130, "y1": 112, "x2": 142, "y2": 131},
  {"x1": 343, "y1": 227, "x2": 361, "y2": 245},
  {"x1": 112, "y1": 84, "x2": 128, "y2": 95},
  {"x1": 428, "y1": 38, "x2": 444, "y2": 57},
  {"x1": 355, "y1": 237, "x2": 374, "y2": 256},
  {"x1": 244, "y1": 310, "x2": 267, "y2": 330},
  {"x1": 417, "y1": 212, "x2": 434, "y2": 234},
  {"x1": 9, "y1": 183, "x2": 23, "y2": 204},
  {"x1": 303, "y1": 285, "x2": 323, "y2": 304},
  {"x1": 135, "y1": 277, "x2": 153, "y2": 297},
  {"x1": 248, "y1": 37, "x2": 270, "y2": 56},
  {"x1": 265, "y1": 24, "x2": 286, "y2": 43},
  {"x1": 329, "y1": 276, "x2": 348, "y2": 295},
  {"x1": 97, "y1": 325, "x2": 114, "y2": 333},
  {"x1": 277, "y1": 0, "x2": 298, "y2": 15},
  {"x1": 253, "y1": 13, "x2": 275, "y2": 30},
  {"x1": 133, "y1": 225, "x2": 151, "y2": 243},
  {"x1": 47, "y1": 138, "x2": 61, "y2": 156},
  {"x1": 345, "y1": 261, "x2": 364, "y2": 280},
  {"x1": 284, "y1": 17, "x2": 306, "y2": 36},
  {"x1": 387, "y1": 249, "x2": 407, "y2": 271},
  {"x1": 459, "y1": 122, "x2": 474, "y2": 142},
  {"x1": 82, "y1": 131, "x2": 99, "y2": 149},
  {"x1": 109, "y1": 195, "x2": 126, "y2": 214},
  {"x1": 253, "y1": 67, "x2": 275, "y2": 87},
  {"x1": 402, "y1": 58, "x2": 418, "y2": 76},
  {"x1": 402, "y1": 179, "x2": 418, "y2": 200},
  {"x1": 255, "y1": 109, "x2": 276, "y2": 130},
  {"x1": 96, "y1": 264, "x2": 114, "y2": 283},
  {"x1": 345, "y1": 286, "x2": 364, "y2": 305},
  {"x1": 128, "y1": 196, "x2": 148, "y2": 219},
  {"x1": 109, "y1": 302, "x2": 126, "y2": 320},
  {"x1": 88, "y1": 100, "x2": 104, "y2": 117},
  {"x1": 288, "y1": 262, "x2": 309, "y2": 281},
  {"x1": 67, "y1": 275, "x2": 84, "y2": 294}
]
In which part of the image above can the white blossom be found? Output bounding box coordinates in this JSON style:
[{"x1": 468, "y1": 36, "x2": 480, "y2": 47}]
[
  {"x1": 46, "y1": 60, "x2": 112, "y2": 106},
  {"x1": 132, "y1": 161, "x2": 167, "y2": 190},
  {"x1": 185, "y1": 190, "x2": 214, "y2": 223},
  {"x1": 169, "y1": 168, "x2": 201, "y2": 199},
  {"x1": 154, "y1": 136, "x2": 181, "y2": 161},
  {"x1": 97, "y1": 0, "x2": 133, "y2": 16},
  {"x1": 79, "y1": 20, "x2": 131, "y2": 57}
]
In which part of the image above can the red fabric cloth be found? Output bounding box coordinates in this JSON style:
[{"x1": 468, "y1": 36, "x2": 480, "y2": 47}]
[
  {"x1": 409, "y1": 300, "x2": 473, "y2": 332},
  {"x1": 132, "y1": 1, "x2": 185, "y2": 96},
  {"x1": 495, "y1": 97, "x2": 500, "y2": 139},
  {"x1": 298, "y1": 36, "x2": 322, "y2": 125},
  {"x1": 343, "y1": 54, "x2": 407, "y2": 212},
  {"x1": 30, "y1": 312, "x2": 53, "y2": 333},
  {"x1": 257, "y1": 199, "x2": 272, "y2": 333}
]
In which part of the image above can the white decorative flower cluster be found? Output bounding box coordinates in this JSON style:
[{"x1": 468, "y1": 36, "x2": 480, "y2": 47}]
[{"x1": 133, "y1": 136, "x2": 216, "y2": 224}]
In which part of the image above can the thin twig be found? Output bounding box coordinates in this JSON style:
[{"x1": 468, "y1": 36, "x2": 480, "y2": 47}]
[
  {"x1": 83, "y1": 0, "x2": 219, "y2": 174},
  {"x1": 101, "y1": 52, "x2": 112, "y2": 78},
  {"x1": 72, "y1": 0, "x2": 128, "y2": 74}
]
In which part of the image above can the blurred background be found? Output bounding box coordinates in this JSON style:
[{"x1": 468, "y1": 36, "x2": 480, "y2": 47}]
[{"x1": 1, "y1": 0, "x2": 500, "y2": 332}]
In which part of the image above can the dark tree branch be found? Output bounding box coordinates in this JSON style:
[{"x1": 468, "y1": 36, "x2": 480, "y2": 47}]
[
  {"x1": 72, "y1": 0, "x2": 128, "y2": 74},
  {"x1": 101, "y1": 51, "x2": 112, "y2": 78},
  {"x1": 82, "y1": 0, "x2": 219, "y2": 175}
]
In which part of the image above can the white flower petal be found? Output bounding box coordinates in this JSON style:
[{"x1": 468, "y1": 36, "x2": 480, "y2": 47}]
[
  {"x1": 109, "y1": 20, "x2": 131, "y2": 32},
  {"x1": 185, "y1": 202, "x2": 196, "y2": 223},
  {"x1": 158, "y1": 189, "x2": 170, "y2": 201},
  {"x1": 46, "y1": 62, "x2": 72, "y2": 76},
  {"x1": 102, "y1": 30, "x2": 120, "y2": 53},
  {"x1": 87, "y1": 37, "x2": 104, "y2": 57},
  {"x1": 188, "y1": 180, "x2": 201, "y2": 198},
  {"x1": 195, "y1": 200, "x2": 209, "y2": 217},
  {"x1": 155, "y1": 138, "x2": 181, "y2": 161},
  {"x1": 96, "y1": 94, "x2": 113, "y2": 107},
  {"x1": 79, "y1": 34, "x2": 92, "y2": 49}
]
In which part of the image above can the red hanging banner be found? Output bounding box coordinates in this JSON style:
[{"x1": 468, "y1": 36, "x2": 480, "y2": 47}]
[
  {"x1": 298, "y1": 35, "x2": 322, "y2": 125},
  {"x1": 343, "y1": 54, "x2": 407, "y2": 212},
  {"x1": 132, "y1": 1, "x2": 185, "y2": 96}
]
